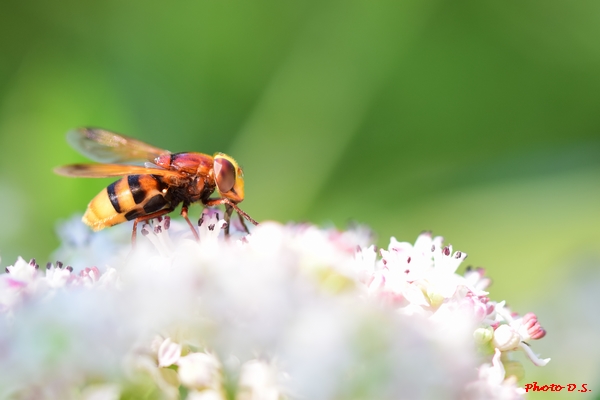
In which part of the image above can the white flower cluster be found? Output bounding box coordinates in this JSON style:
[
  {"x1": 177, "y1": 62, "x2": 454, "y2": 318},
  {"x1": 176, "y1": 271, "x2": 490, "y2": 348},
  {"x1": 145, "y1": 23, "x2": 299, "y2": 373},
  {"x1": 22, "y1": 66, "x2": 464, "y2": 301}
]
[{"x1": 0, "y1": 211, "x2": 549, "y2": 399}]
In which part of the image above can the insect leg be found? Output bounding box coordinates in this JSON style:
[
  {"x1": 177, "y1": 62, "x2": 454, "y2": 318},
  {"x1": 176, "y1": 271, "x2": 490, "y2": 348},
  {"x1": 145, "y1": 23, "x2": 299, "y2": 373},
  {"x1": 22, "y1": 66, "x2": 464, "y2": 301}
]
[
  {"x1": 223, "y1": 204, "x2": 234, "y2": 236},
  {"x1": 237, "y1": 212, "x2": 251, "y2": 234},
  {"x1": 204, "y1": 198, "x2": 259, "y2": 227},
  {"x1": 131, "y1": 207, "x2": 175, "y2": 247},
  {"x1": 132, "y1": 220, "x2": 139, "y2": 245},
  {"x1": 181, "y1": 204, "x2": 200, "y2": 241}
]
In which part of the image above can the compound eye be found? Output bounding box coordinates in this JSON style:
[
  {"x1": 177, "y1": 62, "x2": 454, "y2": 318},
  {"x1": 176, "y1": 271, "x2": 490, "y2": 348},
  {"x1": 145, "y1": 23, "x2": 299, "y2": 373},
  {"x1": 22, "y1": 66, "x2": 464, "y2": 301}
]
[{"x1": 214, "y1": 156, "x2": 236, "y2": 193}]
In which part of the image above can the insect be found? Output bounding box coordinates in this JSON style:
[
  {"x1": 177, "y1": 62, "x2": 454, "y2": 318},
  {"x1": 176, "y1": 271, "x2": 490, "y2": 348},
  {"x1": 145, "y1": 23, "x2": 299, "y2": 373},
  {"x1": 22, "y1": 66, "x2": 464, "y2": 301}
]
[{"x1": 55, "y1": 127, "x2": 258, "y2": 243}]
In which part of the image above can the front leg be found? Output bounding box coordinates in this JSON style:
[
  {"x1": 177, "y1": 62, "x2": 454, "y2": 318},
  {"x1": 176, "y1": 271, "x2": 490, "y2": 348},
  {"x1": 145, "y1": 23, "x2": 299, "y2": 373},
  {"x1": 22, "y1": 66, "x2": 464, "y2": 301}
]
[
  {"x1": 223, "y1": 203, "x2": 234, "y2": 236},
  {"x1": 236, "y1": 210, "x2": 251, "y2": 234},
  {"x1": 220, "y1": 205, "x2": 250, "y2": 235},
  {"x1": 204, "y1": 198, "x2": 258, "y2": 235}
]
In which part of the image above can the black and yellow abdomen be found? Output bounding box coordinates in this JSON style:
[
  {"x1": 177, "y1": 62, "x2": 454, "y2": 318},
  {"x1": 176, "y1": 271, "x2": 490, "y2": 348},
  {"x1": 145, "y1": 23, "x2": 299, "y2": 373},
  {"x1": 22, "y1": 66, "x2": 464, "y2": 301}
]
[{"x1": 83, "y1": 175, "x2": 170, "y2": 231}]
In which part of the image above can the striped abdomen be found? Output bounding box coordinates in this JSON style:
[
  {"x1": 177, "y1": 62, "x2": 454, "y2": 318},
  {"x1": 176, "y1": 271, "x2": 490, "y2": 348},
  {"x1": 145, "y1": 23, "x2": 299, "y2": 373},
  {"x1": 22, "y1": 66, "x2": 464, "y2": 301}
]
[{"x1": 83, "y1": 175, "x2": 170, "y2": 231}]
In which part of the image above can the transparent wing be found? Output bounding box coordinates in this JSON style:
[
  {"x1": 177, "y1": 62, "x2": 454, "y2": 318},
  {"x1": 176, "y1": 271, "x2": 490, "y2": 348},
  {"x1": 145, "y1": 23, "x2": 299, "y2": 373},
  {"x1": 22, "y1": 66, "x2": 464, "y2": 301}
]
[
  {"x1": 54, "y1": 163, "x2": 187, "y2": 179},
  {"x1": 66, "y1": 127, "x2": 170, "y2": 164}
]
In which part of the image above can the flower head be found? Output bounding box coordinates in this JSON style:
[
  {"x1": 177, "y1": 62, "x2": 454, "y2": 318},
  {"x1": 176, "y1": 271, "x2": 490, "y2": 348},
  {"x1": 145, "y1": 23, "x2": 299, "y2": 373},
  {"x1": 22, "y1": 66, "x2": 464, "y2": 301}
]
[{"x1": 0, "y1": 212, "x2": 549, "y2": 398}]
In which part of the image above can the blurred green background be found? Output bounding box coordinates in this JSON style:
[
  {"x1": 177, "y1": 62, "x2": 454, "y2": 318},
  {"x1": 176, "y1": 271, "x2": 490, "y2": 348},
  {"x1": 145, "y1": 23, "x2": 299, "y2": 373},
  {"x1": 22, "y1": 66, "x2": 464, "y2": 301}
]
[{"x1": 1, "y1": 0, "x2": 599, "y2": 397}]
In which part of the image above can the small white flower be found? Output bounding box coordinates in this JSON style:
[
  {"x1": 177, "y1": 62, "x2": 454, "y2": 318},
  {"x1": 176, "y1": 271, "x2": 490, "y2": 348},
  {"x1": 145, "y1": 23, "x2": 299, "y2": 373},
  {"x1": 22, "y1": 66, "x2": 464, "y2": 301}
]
[
  {"x1": 353, "y1": 244, "x2": 378, "y2": 285},
  {"x1": 492, "y1": 324, "x2": 521, "y2": 351},
  {"x1": 5, "y1": 257, "x2": 38, "y2": 283},
  {"x1": 157, "y1": 337, "x2": 182, "y2": 368},
  {"x1": 140, "y1": 217, "x2": 176, "y2": 257},
  {"x1": 238, "y1": 360, "x2": 283, "y2": 400},
  {"x1": 464, "y1": 348, "x2": 526, "y2": 400},
  {"x1": 177, "y1": 352, "x2": 222, "y2": 390},
  {"x1": 464, "y1": 266, "x2": 492, "y2": 292},
  {"x1": 197, "y1": 209, "x2": 228, "y2": 245},
  {"x1": 44, "y1": 264, "x2": 72, "y2": 289},
  {"x1": 515, "y1": 312, "x2": 547, "y2": 341},
  {"x1": 0, "y1": 258, "x2": 40, "y2": 314}
]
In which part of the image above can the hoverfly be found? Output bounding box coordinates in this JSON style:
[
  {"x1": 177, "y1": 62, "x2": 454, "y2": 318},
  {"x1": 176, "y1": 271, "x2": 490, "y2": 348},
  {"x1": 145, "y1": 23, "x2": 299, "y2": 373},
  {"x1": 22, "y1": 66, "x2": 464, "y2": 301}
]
[{"x1": 55, "y1": 128, "x2": 258, "y2": 243}]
